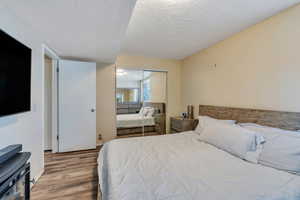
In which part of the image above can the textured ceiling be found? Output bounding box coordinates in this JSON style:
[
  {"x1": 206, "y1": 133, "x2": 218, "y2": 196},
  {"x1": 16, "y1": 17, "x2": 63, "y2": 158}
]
[
  {"x1": 2, "y1": 0, "x2": 300, "y2": 62},
  {"x1": 117, "y1": 69, "x2": 143, "y2": 82},
  {"x1": 122, "y1": 0, "x2": 300, "y2": 59},
  {"x1": 2, "y1": 0, "x2": 137, "y2": 63},
  {"x1": 117, "y1": 69, "x2": 151, "y2": 82}
]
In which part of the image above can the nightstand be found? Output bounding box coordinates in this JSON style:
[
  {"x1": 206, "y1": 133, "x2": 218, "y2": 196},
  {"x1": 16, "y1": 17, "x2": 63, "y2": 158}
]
[{"x1": 170, "y1": 117, "x2": 199, "y2": 133}]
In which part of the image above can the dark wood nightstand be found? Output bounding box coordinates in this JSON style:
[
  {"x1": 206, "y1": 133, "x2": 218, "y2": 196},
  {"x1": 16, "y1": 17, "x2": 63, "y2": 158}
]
[{"x1": 170, "y1": 117, "x2": 199, "y2": 133}]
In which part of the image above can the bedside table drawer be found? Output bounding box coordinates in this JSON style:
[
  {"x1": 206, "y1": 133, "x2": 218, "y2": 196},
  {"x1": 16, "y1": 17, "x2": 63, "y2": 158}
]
[
  {"x1": 171, "y1": 118, "x2": 183, "y2": 130},
  {"x1": 170, "y1": 117, "x2": 198, "y2": 133}
]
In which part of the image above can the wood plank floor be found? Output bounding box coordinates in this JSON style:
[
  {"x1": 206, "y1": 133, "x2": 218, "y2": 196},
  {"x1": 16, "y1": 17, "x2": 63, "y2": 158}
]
[{"x1": 31, "y1": 148, "x2": 100, "y2": 200}]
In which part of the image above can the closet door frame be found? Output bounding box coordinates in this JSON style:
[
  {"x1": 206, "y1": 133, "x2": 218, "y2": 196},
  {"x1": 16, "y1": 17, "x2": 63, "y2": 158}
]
[{"x1": 115, "y1": 67, "x2": 168, "y2": 136}]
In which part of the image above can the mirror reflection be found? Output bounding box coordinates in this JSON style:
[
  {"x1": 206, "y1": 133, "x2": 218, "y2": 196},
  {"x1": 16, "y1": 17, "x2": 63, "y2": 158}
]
[
  {"x1": 116, "y1": 88, "x2": 140, "y2": 103},
  {"x1": 116, "y1": 69, "x2": 167, "y2": 138}
]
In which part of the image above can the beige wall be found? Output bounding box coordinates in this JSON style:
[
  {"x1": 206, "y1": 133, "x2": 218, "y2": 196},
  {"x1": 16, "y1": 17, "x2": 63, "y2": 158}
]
[
  {"x1": 181, "y1": 5, "x2": 300, "y2": 117},
  {"x1": 116, "y1": 55, "x2": 182, "y2": 132},
  {"x1": 97, "y1": 5, "x2": 300, "y2": 140},
  {"x1": 96, "y1": 63, "x2": 116, "y2": 142}
]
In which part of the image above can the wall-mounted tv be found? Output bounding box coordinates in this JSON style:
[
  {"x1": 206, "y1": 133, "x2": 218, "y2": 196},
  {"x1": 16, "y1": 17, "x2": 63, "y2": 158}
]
[{"x1": 0, "y1": 29, "x2": 31, "y2": 117}]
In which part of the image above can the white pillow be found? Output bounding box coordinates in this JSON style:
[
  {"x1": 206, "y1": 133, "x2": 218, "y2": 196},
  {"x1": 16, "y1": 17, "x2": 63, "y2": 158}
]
[
  {"x1": 139, "y1": 107, "x2": 146, "y2": 116},
  {"x1": 195, "y1": 116, "x2": 236, "y2": 134},
  {"x1": 199, "y1": 118, "x2": 264, "y2": 163},
  {"x1": 139, "y1": 107, "x2": 154, "y2": 117},
  {"x1": 145, "y1": 107, "x2": 155, "y2": 117},
  {"x1": 239, "y1": 123, "x2": 300, "y2": 174}
]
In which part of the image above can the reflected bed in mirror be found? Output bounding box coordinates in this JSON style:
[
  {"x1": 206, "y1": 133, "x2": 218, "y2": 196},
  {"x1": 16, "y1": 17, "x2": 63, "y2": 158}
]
[{"x1": 116, "y1": 102, "x2": 166, "y2": 137}]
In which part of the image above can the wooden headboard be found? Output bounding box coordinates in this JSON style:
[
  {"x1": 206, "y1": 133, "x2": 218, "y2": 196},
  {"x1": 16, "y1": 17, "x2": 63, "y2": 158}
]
[
  {"x1": 199, "y1": 105, "x2": 300, "y2": 131},
  {"x1": 143, "y1": 102, "x2": 166, "y2": 114}
]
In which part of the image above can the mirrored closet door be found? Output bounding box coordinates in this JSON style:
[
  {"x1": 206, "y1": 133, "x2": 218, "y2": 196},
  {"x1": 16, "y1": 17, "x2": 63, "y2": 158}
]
[{"x1": 116, "y1": 68, "x2": 167, "y2": 138}]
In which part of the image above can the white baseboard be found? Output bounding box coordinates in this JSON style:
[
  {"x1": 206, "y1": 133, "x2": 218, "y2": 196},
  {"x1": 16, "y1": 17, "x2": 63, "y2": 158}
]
[{"x1": 31, "y1": 168, "x2": 44, "y2": 188}]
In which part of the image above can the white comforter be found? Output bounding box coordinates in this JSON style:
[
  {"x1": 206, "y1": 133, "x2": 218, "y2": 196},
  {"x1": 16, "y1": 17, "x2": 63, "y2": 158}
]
[
  {"x1": 117, "y1": 114, "x2": 155, "y2": 128},
  {"x1": 98, "y1": 132, "x2": 300, "y2": 200}
]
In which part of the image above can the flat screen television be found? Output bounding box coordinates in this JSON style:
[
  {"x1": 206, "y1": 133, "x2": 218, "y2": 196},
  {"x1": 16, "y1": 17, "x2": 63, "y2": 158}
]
[{"x1": 0, "y1": 29, "x2": 31, "y2": 117}]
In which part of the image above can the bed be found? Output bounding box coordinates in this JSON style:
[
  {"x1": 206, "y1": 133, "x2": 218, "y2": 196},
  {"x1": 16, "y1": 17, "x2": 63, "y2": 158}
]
[
  {"x1": 117, "y1": 102, "x2": 166, "y2": 136},
  {"x1": 98, "y1": 105, "x2": 300, "y2": 200}
]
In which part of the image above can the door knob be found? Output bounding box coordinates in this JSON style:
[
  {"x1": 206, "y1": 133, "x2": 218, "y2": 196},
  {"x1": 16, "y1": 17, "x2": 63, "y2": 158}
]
[{"x1": 91, "y1": 109, "x2": 95, "y2": 112}]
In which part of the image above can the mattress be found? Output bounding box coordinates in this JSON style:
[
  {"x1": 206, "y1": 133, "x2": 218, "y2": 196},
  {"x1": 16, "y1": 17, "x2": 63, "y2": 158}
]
[
  {"x1": 98, "y1": 132, "x2": 300, "y2": 200},
  {"x1": 116, "y1": 114, "x2": 155, "y2": 128}
]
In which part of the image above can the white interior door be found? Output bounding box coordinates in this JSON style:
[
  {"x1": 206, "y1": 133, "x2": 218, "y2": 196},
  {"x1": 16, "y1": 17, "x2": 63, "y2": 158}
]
[{"x1": 58, "y1": 60, "x2": 96, "y2": 152}]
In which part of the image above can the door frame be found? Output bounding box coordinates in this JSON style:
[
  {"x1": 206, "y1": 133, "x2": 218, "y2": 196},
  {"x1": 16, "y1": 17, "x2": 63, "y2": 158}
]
[{"x1": 42, "y1": 44, "x2": 60, "y2": 153}]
